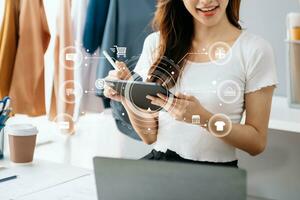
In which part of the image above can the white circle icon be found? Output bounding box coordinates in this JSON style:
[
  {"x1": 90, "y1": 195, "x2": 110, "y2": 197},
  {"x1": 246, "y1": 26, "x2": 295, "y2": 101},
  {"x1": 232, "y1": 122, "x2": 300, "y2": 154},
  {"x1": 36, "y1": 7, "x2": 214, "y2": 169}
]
[
  {"x1": 53, "y1": 113, "x2": 75, "y2": 135},
  {"x1": 217, "y1": 80, "x2": 242, "y2": 104},
  {"x1": 60, "y1": 46, "x2": 83, "y2": 70},
  {"x1": 208, "y1": 113, "x2": 232, "y2": 138},
  {"x1": 59, "y1": 80, "x2": 83, "y2": 104},
  {"x1": 208, "y1": 42, "x2": 232, "y2": 66},
  {"x1": 95, "y1": 79, "x2": 105, "y2": 90}
]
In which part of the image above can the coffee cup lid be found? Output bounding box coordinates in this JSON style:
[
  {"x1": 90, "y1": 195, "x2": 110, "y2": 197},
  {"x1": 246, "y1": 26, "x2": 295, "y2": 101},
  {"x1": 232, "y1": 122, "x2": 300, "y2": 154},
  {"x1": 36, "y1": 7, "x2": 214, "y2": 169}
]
[
  {"x1": 6, "y1": 124, "x2": 38, "y2": 136},
  {"x1": 288, "y1": 13, "x2": 300, "y2": 28}
]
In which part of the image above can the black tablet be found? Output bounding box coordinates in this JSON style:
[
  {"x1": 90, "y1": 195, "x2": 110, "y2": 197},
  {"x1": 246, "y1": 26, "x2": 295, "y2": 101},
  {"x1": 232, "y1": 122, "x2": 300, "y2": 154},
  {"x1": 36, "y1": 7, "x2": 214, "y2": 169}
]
[{"x1": 105, "y1": 79, "x2": 172, "y2": 111}]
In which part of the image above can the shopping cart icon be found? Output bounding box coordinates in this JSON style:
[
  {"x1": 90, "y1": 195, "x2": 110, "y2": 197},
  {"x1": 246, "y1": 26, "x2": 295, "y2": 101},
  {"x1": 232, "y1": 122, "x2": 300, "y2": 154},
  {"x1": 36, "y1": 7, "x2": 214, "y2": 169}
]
[{"x1": 114, "y1": 45, "x2": 127, "y2": 58}]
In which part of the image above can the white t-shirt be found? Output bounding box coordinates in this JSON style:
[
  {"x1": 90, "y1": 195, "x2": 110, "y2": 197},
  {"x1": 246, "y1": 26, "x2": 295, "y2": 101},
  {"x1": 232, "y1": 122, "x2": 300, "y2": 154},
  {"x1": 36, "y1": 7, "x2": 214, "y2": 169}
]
[
  {"x1": 134, "y1": 31, "x2": 278, "y2": 162},
  {"x1": 215, "y1": 121, "x2": 226, "y2": 131}
]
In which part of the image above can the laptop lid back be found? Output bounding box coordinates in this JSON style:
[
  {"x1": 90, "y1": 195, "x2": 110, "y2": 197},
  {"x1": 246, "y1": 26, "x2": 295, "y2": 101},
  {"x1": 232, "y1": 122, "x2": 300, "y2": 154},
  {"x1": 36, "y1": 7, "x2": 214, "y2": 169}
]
[{"x1": 93, "y1": 157, "x2": 246, "y2": 200}]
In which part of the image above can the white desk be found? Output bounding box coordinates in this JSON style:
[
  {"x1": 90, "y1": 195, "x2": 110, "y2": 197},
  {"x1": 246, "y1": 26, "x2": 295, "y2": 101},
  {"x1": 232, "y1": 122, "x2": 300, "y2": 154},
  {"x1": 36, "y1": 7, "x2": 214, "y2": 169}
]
[
  {"x1": 0, "y1": 159, "x2": 96, "y2": 200},
  {"x1": 19, "y1": 174, "x2": 96, "y2": 200}
]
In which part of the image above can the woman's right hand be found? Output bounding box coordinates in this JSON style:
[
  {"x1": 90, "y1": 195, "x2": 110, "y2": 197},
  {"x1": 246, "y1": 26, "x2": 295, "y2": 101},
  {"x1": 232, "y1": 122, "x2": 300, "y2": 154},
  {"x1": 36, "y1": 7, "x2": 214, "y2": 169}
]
[
  {"x1": 103, "y1": 61, "x2": 131, "y2": 102},
  {"x1": 104, "y1": 62, "x2": 158, "y2": 144}
]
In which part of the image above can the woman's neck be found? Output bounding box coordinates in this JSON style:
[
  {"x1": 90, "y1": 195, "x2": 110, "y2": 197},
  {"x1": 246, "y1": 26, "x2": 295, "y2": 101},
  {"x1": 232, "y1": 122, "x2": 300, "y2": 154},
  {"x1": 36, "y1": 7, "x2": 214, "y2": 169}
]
[{"x1": 192, "y1": 16, "x2": 240, "y2": 48}]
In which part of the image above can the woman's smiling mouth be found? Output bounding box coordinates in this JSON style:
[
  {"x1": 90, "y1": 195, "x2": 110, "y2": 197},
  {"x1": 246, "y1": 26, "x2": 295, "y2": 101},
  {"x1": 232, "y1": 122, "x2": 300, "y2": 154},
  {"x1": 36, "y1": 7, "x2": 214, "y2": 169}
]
[{"x1": 196, "y1": 5, "x2": 220, "y2": 17}]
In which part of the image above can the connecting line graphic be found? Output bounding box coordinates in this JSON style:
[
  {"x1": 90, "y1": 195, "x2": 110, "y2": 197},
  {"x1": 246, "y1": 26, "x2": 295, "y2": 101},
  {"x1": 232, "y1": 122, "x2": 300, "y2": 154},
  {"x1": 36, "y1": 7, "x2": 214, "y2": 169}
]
[
  {"x1": 178, "y1": 52, "x2": 208, "y2": 64},
  {"x1": 84, "y1": 52, "x2": 209, "y2": 66},
  {"x1": 84, "y1": 56, "x2": 107, "y2": 60},
  {"x1": 84, "y1": 89, "x2": 98, "y2": 94},
  {"x1": 183, "y1": 89, "x2": 217, "y2": 94}
]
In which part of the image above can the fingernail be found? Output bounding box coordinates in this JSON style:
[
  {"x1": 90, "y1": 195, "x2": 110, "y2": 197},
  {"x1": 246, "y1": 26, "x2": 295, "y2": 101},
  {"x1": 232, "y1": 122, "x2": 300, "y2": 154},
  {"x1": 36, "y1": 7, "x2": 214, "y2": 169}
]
[
  {"x1": 146, "y1": 95, "x2": 152, "y2": 100},
  {"x1": 157, "y1": 93, "x2": 165, "y2": 99}
]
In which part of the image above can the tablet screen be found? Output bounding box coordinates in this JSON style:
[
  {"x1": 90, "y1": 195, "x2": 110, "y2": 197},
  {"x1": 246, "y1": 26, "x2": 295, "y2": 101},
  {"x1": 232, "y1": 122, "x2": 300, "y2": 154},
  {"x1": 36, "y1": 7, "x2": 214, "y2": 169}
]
[{"x1": 105, "y1": 79, "x2": 171, "y2": 111}]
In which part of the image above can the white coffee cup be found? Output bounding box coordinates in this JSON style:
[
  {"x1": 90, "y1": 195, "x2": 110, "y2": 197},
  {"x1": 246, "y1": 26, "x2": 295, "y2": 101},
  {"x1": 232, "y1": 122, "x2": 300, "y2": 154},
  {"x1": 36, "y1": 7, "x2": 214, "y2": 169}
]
[
  {"x1": 6, "y1": 124, "x2": 38, "y2": 163},
  {"x1": 287, "y1": 13, "x2": 300, "y2": 40}
]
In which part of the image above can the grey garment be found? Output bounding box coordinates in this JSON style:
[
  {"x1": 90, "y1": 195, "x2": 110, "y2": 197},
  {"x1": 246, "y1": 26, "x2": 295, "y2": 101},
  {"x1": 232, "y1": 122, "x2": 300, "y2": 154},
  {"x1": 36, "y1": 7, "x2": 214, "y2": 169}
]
[
  {"x1": 98, "y1": 0, "x2": 155, "y2": 77},
  {"x1": 72, "y1": 0, "x2": 104, "y2": 118},
  {"x1": 97, "y1": 0, "x2": 156, "y2": 140},
  {"x1": 79, "y1": 51, "x2": 104, "y2": 114}
]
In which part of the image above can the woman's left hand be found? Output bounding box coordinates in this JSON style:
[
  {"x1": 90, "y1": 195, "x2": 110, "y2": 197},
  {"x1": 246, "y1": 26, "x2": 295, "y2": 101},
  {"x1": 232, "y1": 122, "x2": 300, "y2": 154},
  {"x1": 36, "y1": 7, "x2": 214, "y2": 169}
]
[{"x1": 146, "y1": 92, "x2": 207, "y2": 124}]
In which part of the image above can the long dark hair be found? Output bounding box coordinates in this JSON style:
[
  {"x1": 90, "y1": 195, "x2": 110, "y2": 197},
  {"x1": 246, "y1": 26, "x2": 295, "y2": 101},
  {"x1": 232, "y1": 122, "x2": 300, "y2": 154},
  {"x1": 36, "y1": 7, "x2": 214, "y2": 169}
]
[{"x1": 147, "y1": 0, "x2": 242, "y2": 87}]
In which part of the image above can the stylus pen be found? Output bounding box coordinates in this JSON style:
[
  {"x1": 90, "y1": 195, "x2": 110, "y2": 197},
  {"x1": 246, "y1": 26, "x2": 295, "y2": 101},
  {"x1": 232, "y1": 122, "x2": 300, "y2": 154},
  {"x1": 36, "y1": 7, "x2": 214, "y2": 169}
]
[
  {"x1": 103, "y1": 50, "x2": 119, "y2": 70},
  {"x1": 0, "y1": 175, "x2": 18, "y2": 183}
]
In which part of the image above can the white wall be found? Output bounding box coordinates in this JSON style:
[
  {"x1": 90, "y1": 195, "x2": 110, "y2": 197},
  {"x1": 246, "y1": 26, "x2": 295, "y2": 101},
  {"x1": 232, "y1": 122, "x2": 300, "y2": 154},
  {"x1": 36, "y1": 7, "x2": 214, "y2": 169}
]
[
  {"x1": 240, "y1": 0, "x2": 300, "y2": 96},
  {"x1": 44, "y1": 0, "x2": 59, "y2": 113},
  {"x1": 0, "y1": 0, "x2": 4, "y2": 27}
]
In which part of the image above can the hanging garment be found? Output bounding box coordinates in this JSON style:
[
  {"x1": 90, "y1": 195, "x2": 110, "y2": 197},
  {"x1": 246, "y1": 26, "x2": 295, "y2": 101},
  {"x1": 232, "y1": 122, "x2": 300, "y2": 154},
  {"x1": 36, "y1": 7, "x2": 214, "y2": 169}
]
[
  {"x1": 81, "y1": 0, "x2": 116, "y2": 110},
  {"x1": 49, "y1": 0, "x2": 75, "y2": 129},
  {"x1": 83, "y1": 0, "x2": 110, "y2": 54},
  {"x1": 77, "y1": 46, "x2": 104, "y2": 115},
  {"x1": 97, "y1": 0, "x2": 156, "y2": 140},
  {"x1": 8, "y1": 0, "x2": 50, "y2": 116},
  {"x1": 0, "y1": 0, "x2": 19, "y2": 100},
  {"x1": 72, "y1": 0, "x2": 104, "y2": 118}
]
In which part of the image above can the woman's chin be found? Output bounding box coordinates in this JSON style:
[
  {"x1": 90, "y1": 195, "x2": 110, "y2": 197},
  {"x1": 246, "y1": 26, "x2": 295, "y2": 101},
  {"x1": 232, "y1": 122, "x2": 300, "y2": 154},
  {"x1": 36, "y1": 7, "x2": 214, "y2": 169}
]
[
  {"x1": 196, "y1": 18, "x2": 221, "y2": 28},
  {"x1": 192, "y1": 14, "x2": 219, "y2": 27}
]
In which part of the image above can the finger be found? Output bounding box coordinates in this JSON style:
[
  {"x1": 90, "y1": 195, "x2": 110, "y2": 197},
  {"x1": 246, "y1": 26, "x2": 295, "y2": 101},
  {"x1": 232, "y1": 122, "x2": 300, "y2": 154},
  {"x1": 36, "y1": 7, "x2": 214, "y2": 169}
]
[
  {"x1": 175, "y1": 92, "x2": 187, "y2": 99},
  {"x1": 171, "y1": 97, "x2": 184, "y2": 109},
  {"x1": 150, "y1": 100, "x2": 164, "y2": 107},
  {"x1": 109, "y1": 67, "x2": 124, "y2": 79},
  {"x1": 157, "y1": 93, "x2": 176, "y2": 112},
  {"x1": 108, "y1": 68, "x2": 126, "y2": 80},
  {"x1": 105, "y1": 87, "x2": 118, "y2": 96},
  {"x1": 104, "y1": 87, "x2": 122, "y2": 102},
  {"x1": 146, "y1": 95, "x2": 155, "y2": 101},
  {"x1": 107, "y1": 93, "x2": 122, "y2": 102},
  {"x1": 153, "y1": 94, "x2": 168, "y2": 104},
  {"x1": 108, "y1": 70, "x2": 118, "y2": 77},
  {"x1": 157, "y1": 93, "x2": 168, "y2": 101},
  {"x1": 116, "y1": 70, "x2": 127, "y2": 80},
  {"x1": 146, "y1": 95, "x2": 166, "y2": 107},
  {"x1": 175, "y1": 92, "x2": 195, "y2": 101},
  {"x1": 103, "y1": 87, "x2": 114, "y2": 98},
  {"x1": 115, "y1": 61, "x2": 128, "y2": 71},
  {"x1": 112, "y1": 95, "x2": 123, "y2": 102},
  {"x1": 116, "y1": 61, "x2": 132, "y2": 79}
]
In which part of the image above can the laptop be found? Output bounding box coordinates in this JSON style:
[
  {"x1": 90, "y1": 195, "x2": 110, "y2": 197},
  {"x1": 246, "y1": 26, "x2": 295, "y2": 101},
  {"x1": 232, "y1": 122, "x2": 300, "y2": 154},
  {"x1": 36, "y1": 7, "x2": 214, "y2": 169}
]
[{"x1": 93, "y1": 157, "x2": 247, "y2": 200}]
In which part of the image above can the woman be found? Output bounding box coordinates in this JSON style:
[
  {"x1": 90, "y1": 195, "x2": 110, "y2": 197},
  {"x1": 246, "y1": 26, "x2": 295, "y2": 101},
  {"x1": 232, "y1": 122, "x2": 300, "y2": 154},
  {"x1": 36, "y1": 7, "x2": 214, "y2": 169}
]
[{"x1": 104, "y1": 0, "x2": 278, "y2": 167}]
